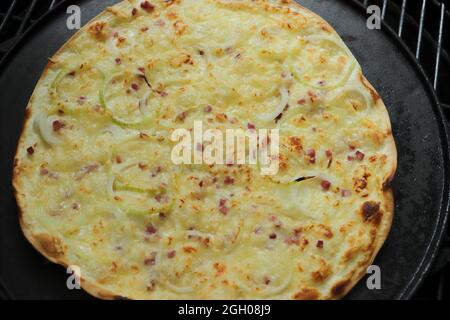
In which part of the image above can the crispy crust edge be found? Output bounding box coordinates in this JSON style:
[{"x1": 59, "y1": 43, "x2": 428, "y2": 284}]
[{"x1": 12, "y1": 0, "x2": 398, "y2": 300}]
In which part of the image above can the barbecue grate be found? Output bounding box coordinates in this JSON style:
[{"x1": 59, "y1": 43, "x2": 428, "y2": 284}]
[{"x1": 0, "y1": 0, "x2": 449, "y2": 300}]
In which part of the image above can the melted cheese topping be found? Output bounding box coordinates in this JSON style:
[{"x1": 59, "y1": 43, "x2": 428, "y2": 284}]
[{"x1": 14, "y1": 0, "x2": 396, "y2": 299}]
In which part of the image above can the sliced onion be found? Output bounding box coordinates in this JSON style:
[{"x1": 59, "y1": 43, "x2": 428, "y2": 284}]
[
  {"x1": 98, "y1": 72, "x2": 121, "y2": 109},
  {"x1": 163, "y1": 279, "x2": 195, "y2": 294},
  {"x1": 259, "y1": 268, "x2": 293, "y2": 297},
  {"x1": 105, "y1": 37, "x2": 120, "y2": 55},
  {"x1": 106, "y1": 172, "x2": 115, "y2": 196},
  {"x1": 302, "y1": 35, "x2": 356, "y2": 59},
  {"x1": 326, "y1": 84, "x2": 372, "y2": 109},
  {"x1": 49, "y1": 69, "x2": 70, "y2": 105},
  {"x1": 112, "y1": 116, "x2": 149, "y2": 127},
  {"x1": 290, "y1": 35, "x2": 357, "y2": 90},
  {"x1": 235, "y1": 267, "x2": 292, "y2": 297},
  {"x1": 211, "y1": 219, "x2": 243, "y2": 254},
  {"x1": 112, "y1": 160, "x2": 138, "y2": 173},
  {"x1": 99, "y1": 72, "x2": 152, "y2": 127},
  {"x1": 110, "y1": 206, "x2": 126, "y2": 220},
  {"x1": 258, "y1": 87, "x2": 289, "y2": 122},
  {"x1": 50, "y1": 69, "x2": 66, "y2": 91},
  {"x1": 281, "y1": 71, "x2": 294, "y2": 87},
  {"x1": 157, "y1": 266, "x2": 195, "y2": 294},
  {"x1": 35, "y1": 114, "x2": 61, "y2": 146},
  {"x1": 113, "y1": 180, "x2": 156, "y2": 194},
  {"x1": 102, "y1": 125, "x2": 138, "y2": 141},
  {"x1": 138, "y1": 91, "x2": 152, "y2": 117},
  {"x1": 50, "y1": 67, "x2": 104, "y2": 107}
]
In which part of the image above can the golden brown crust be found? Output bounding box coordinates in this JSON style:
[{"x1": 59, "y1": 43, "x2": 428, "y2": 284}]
[
  {"x1": 293, "y1": 287, "x2": 320, "y2": 300},
  {"x1": 13, "y1": 0, "x2": 397, "y2": 300},
  {"x1": 34, "y1": 234, "x2": 66, "y2": 259}
]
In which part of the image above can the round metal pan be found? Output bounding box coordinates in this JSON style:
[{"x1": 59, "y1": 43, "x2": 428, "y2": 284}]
[{"x1": 0, "y1": 0, "x2": 448, "y2": 300}]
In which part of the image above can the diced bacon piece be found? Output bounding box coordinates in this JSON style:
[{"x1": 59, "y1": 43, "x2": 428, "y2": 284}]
[
  {"x1": 355, "y1": 150, "x2": 365, "y2": 161},
  {"x1": 140, "y1": 1, "x2": 155, "y2": 13},
  {"x1": 321, "y1": 180, "x2": 331, "y2": 191},
  {"x1": 224, "y1": 176, "x2": 235, "y2": 185},
  {"x1": 146, "y1": 225, "x2": 157, "y2": 235},
  {"x1": 306, "y1": 149, "x2": 316, "y2": 164},
  {"x1": 219, "y1": 199, "x2": 228, "y2": 215},
  {"x1": 52, "y1": 120, "x2": 65, "y2": 132}
]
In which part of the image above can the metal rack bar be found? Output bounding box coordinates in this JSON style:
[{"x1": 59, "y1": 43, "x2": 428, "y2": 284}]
[
  {"x1": 398, "y1": 0, "x2": 408, "y2": 37},
  {"x1": 0, "y1": 0, "x2": 17, "y2": 36},
  {"x1": 416, "y1": 0, "x2": 428, "y2": 59},
  {"x1": 382, "y1": 0, "x2": 388, "y2": 20},
  {"x1": 49, "y1": 0, "x2": 58, "y2": 10},
  {"x1": 16, "y1": 0, "x2": 37, "y2": 36},
  {"x1": 434, "y1": 3, "x2": 445, "y2": 90}
]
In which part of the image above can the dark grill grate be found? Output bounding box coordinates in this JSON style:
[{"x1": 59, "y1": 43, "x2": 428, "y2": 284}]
[{"x1": 0, "y1": 0, "x2": 449, "y2": 300}]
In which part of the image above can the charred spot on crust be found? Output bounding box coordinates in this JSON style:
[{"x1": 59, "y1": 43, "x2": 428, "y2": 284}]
[
  {"x1": 361, "y1": 201, "x2": 382, "y2": 225},
  {"x1": 114, "y1": 295, "x2": 131, "y2": 300},
  {"x1": 13, "y1": 157, "x2": 19, "y2": 169},
  {"x1": 382, "y1": 175, "x2": 394, "y2": 190},
  {"x1": 16, "y1": 204, "x2": 23, "y2": 219},
  {"x1": 343, "y1": 249, "x2": 354, "y2": 262},
  {"x1": 331, "y1": 279, "x2": 351, "y2": 297},
  {"x1": 24, "y1": 107, "x2": 32, "y2": 122},
  {"x1": 96, "y1": 291, "x2": 121, "y2": 300},
  {"x1": 35, "y1": 234, "x2": 65, "y2": 258},
  {"x1": 353, "y1": 177, "x2": 368, "y2": 193},
  {"x1": 312, "y1": 268, "x2": 330, "y2": 282},
  {"x1": 359, "y1": 74, "x2": 380, "y2": 103},
  {"x1": 293, "y1": 287, "x2": 320, "y2": 300}
]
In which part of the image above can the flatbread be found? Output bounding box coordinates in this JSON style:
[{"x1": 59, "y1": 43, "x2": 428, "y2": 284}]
[{"x1": 13, "y1": 0, "x2": 397, "y2": 299}]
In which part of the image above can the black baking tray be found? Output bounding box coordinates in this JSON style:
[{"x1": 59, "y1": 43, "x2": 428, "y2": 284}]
[{"x1": 0, "y1": 0, "x2": 448, "y2": 299}]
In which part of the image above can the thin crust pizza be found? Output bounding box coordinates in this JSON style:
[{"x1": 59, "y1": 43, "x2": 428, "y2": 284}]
[{"x1": 13, "y1": 0, "x2": 397, "y2": 299}]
